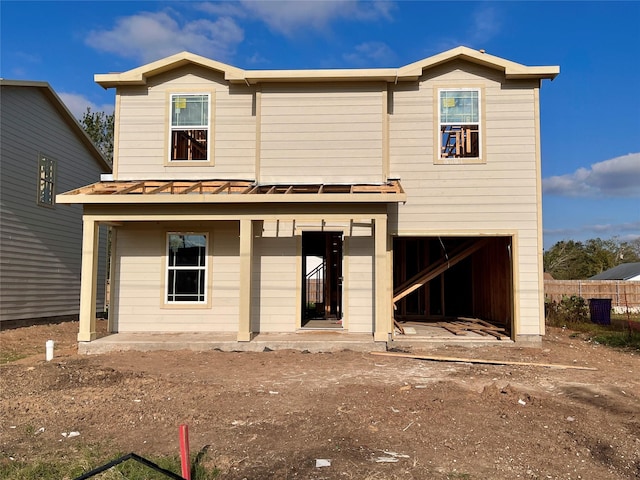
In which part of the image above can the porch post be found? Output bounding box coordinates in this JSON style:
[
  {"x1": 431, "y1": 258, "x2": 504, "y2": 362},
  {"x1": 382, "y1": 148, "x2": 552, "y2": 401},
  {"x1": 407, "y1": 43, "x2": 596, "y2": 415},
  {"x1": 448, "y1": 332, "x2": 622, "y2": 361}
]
[
  {"x1": 238, "y1": 219, "x2": 253, "y2": 342},
  {"x1": 374, "y1": 215, "x2": 390, "y2": 342},
  {"x1": 78, "y1": 218, "x2": 99, "y2": 342},
  {"x1": 107, "y1": 227, "x2": 117, "y2": 333}
]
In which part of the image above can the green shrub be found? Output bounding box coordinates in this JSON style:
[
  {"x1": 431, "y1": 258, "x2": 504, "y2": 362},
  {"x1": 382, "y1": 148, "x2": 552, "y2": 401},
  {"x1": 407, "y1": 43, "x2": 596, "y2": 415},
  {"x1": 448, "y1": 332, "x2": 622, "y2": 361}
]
[{"x1": 545, "y1": 295, "x2": 589, "y2": 326}]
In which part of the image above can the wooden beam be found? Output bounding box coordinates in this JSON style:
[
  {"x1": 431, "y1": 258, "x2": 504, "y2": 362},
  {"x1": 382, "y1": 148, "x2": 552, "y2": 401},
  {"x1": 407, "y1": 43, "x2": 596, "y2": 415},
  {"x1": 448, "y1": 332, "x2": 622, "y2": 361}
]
[
  {"x1": 393, "y1": 238, "x2": 489, "y2": 303},
  {"x1": 147, "y1": 181, "x2": 174, "y2": 194},
  {"x1": 210, "y1": 182, "x2": 230, "y2": 195},
  {"x1": 116, "y1": 182, "x2": 145, "y2": 194},
  {"x1": 370, "y1": 351, "x2": 597, "y2": 370},
  {"x1": 181, "y1": 182, "x2": 202, "y2": 194}
]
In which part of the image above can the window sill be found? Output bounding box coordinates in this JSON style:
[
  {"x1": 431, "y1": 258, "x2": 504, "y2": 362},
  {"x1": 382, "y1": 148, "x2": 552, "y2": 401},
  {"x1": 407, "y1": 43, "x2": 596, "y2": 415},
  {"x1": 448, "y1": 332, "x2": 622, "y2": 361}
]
[
  {"x1": 161, "y1": 302, "x2": 211, "y2": 310},
  {"x1": 165, "y1": 160, "x2": 215, "y2": 167},
  {"x1": 435, "y1": 156, "x2": 486, "y2": 165}
]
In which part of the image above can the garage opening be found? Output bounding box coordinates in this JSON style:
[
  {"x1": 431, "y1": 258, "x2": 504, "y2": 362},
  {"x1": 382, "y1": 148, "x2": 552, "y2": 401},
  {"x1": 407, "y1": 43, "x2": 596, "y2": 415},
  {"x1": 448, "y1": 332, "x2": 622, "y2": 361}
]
[{"x1": 392, "y1": 236, "x2": 513, "y2": 339}]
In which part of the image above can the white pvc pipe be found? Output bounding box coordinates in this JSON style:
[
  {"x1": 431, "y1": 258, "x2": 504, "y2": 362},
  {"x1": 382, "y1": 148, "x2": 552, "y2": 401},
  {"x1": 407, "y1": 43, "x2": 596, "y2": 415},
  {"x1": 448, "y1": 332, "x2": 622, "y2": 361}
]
[{"x1": 45, "y1": 340, "x2": 54, "y2": 361}]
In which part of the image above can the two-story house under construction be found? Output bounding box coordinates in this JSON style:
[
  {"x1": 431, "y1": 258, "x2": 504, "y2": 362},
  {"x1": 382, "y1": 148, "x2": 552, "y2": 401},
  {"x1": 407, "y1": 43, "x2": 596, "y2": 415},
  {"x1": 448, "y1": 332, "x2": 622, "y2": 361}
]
[{"x1": 58, "y1": 46, "x2": 558, "y2": 349}]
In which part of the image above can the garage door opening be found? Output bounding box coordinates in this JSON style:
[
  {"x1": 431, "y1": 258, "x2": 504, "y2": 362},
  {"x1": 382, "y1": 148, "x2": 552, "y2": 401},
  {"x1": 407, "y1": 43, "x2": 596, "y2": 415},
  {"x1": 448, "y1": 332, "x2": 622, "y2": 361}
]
[{"x1": 393, "y1": 236, "x2": 513, "y2": 339}]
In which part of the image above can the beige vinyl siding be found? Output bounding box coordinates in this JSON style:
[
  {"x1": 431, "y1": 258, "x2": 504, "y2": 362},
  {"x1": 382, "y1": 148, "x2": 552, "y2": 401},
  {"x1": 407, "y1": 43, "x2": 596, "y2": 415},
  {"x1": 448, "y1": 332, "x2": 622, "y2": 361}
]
[
  {"x1": 345, "y1": 236, "x2": 374, "y2": 333},
  {"x1": 389, "y1": 61, "x2": 543, "y2": 334},
  {"x1": 115, "y1": 65, "x2": 256, "y2": 181},
  {"x1": 0, "y1": 85, "x2": 108, "y2": 322},
  {"x1": 112, "y1": 222, "x2": 240, "y2": 332},
  {"x1": 251, "y1": 236, "x2": 298, "y2": 332},
  {"x1": 260, "y1": 83, "x2": 385, "y2": 184}
]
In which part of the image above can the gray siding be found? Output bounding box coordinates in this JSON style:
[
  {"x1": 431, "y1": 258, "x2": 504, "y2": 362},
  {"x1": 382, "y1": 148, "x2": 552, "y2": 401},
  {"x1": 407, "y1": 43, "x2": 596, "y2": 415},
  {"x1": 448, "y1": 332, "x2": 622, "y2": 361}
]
[{"x1": 0, "y1": 85, "x2": 108, "y2": 322}]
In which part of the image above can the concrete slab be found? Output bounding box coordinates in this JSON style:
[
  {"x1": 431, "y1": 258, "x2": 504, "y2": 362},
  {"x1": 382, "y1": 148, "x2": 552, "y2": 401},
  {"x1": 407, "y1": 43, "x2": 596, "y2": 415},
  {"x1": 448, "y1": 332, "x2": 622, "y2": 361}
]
[{"x1": 78, "y1": 331, "x2": 386, "y2": 355}]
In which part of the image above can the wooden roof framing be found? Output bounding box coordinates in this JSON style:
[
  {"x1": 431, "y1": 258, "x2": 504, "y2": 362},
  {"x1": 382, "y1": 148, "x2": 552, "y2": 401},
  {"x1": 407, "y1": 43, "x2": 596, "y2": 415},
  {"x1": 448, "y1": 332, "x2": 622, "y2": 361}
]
[{"x1": 57, "y1": 180, "x2": 406, "y2": 205}]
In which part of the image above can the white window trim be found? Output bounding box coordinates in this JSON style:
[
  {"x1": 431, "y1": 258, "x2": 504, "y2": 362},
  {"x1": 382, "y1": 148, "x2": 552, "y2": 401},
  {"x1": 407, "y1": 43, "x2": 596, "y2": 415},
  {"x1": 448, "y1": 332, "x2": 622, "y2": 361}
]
[
  {"x1": 165, "y1": 232, "x2": 208, "y2": 305},
  {"x1": 436, "y1": 87, "x2": 484, "y2": 164},
  {"x1": 168, "y1": 93, "x2": 212, "y2": 164}
]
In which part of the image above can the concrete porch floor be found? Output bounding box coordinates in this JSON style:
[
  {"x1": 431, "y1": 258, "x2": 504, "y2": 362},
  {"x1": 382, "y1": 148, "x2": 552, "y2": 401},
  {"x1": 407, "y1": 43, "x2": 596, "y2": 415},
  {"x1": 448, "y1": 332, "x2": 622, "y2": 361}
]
[
  {"x1": 79, "y1": 330, "x2": 386, "y2": 355},
  {"x1": 79, "y1": 320, "x2": 514, "y2": 354}
]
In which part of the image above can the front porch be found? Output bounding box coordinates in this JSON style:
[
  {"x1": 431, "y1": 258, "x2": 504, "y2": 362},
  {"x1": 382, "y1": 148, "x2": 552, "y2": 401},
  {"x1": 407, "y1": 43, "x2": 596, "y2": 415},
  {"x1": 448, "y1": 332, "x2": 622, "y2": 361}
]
[
  {"x1": 78, "y1": 330, "x2": 386, "y2": 354},
  {"x1": 78, "y1": 315, "x2": 513, "y2": 355}
]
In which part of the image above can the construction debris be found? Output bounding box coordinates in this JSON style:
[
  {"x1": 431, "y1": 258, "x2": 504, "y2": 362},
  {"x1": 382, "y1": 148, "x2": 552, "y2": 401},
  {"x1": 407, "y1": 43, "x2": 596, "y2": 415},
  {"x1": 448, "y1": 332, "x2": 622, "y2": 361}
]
[
  {"x1": 436, "y1": 317, "x2": 509, "y2": 339},
  {"x1": 370, "y1": 351, "x2": 597, "y2": 371}
]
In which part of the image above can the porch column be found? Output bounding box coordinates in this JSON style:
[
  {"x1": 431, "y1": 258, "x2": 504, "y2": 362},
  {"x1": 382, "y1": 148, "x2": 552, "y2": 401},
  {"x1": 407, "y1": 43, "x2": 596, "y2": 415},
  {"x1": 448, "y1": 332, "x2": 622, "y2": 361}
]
[
  {"x1": 238, "y1": 219, "x2": 253, "y2": 342},
  {"x1": 374, "y1": 216, "x2": 390, "y2": 342},
  {"x1": 106, "y1": 226, "x2": 117, "y2": 333},
  {"x1": 78, "y1": 218, "x2": 99, "y2": 342}
]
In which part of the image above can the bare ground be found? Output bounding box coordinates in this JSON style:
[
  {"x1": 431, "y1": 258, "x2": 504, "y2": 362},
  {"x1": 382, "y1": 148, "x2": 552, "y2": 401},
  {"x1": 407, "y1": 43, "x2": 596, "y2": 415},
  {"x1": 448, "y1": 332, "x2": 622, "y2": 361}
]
[{"x1": 1, "y1": 321, "x2": 639, "y2": 479}]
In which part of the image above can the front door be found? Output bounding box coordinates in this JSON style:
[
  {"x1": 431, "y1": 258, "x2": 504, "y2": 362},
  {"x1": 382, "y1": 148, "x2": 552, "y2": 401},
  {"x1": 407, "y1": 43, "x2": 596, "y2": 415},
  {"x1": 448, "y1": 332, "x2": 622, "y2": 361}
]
[{"x1": 302, "y1": 232, "x2": 343, "y2": 327}]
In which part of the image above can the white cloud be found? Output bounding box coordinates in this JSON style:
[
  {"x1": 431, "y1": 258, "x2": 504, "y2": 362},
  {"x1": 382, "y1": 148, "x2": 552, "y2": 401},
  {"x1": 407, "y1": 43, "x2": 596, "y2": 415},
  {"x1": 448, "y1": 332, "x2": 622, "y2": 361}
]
[
  {"x1": 238, "y1": 0, "x2": 394, "y2": 36},
  {"x1": 84, "y1": 2, "x2": 394, "y2": 65},
  {"x1": 546, "y1": 220, "x2": 640, "y2": 237},
  {"x1": 543, "y1": 153, "x2": 640, "y2": 198},
  {"x1": 429, "y1": 4, "x2": 503, "y2": 54},
  {"x1": 85, "y1": 10, "x2": 244, "y2": 63},
  {"x1": 58, "y1": 92, "x2": 114, "y2": 119},
  {"x1": 342, "y1": 41, "x2": 396, "y2": 66},
  {"x1": 470, "y1": 5, "x2": 502, "y2": 45},
  {"x1": 544, "y1": 221, "x2": 640, "y2": 248}
]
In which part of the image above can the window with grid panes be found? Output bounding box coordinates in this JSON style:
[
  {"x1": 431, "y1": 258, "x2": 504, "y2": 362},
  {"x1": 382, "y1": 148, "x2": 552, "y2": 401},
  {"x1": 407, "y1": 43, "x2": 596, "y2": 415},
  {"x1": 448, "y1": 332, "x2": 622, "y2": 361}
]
[
  {"x1": 439, "y1": 89, "x2": 481, "y2": 159},
  {"x1": 166, "y1": 233, "x2": 207, "y2": 303},
  {"x1": 170, "y1": 94, "x2": 209, "y2": 162}
]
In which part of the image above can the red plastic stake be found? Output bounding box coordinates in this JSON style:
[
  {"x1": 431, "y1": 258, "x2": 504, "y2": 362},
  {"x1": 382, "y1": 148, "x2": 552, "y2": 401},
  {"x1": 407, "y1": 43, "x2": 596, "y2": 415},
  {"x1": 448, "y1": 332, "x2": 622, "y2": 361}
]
[{"x1": 179, "y1": 424, "x2": 191, "y2": 480}]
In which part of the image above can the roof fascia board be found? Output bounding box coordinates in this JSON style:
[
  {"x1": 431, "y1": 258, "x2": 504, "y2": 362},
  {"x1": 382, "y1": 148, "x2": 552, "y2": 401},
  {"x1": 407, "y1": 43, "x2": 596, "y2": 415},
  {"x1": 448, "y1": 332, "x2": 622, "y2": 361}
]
[
  {"x1": 227, "y1": 68, "x2": 405, "y2": 84},
  {"x1": 399, "y1": 46, "x2": 559, "y2": 80},
  {"x1": 95, "y1": 51, "x2": 245, "y2": 88},
  {"x1": 94, "y1": 46, "x2": 559, "y2": 88}
]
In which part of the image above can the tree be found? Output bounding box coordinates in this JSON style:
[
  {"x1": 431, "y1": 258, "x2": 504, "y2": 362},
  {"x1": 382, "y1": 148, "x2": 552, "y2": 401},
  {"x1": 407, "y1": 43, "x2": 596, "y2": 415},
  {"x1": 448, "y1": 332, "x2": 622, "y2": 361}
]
[
  {"x1": 79, "y1": 108, "x2": 114, "y2": 163},
  {"x1": 544, "y1": 237, "x2": 640, "y2": 279}
]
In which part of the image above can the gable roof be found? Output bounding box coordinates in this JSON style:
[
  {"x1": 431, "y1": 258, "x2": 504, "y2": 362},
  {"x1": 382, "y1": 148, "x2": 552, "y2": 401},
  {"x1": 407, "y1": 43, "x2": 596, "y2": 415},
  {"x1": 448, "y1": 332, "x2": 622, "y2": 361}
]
[
  {"x1": 95, "y1": 46, "x2": 559, "y2": 88},
  {"x1": 590, "y1": 262, "x2": 640, "y2": 281},
  {"x1": 0, "y1": 79, "x2": 111, "y2": 171}
]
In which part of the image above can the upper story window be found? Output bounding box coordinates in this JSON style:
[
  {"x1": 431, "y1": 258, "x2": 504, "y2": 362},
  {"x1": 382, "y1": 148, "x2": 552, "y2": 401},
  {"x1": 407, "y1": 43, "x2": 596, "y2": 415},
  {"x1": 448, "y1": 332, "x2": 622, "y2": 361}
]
[
  {"x1": 438, "y1": 88, "x2": 481, "y2": 161},
  {"x1": 170, "y1": 94, "x2": 209, "y2": 162},
  {"x1": 166, "y1": 233, "x2": 207, "y2": 304},
  {"x1": 37, "y1": 154, "x2": 56, "y2": 207}
]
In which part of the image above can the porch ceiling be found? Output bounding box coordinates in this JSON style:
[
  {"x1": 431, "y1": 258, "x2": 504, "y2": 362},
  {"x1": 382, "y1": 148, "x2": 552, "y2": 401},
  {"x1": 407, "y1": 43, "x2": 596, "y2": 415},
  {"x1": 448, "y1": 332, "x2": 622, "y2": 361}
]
[{"x1": 57, "y1": 179, "x2": 406, "y2": 204}]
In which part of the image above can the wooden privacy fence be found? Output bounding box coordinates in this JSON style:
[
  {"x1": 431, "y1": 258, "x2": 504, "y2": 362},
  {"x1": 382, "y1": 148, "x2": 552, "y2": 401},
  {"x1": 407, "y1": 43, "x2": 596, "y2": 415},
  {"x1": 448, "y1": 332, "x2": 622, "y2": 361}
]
[{"x1": 544, "y1": 280, "x2": 640, "y2": 308}]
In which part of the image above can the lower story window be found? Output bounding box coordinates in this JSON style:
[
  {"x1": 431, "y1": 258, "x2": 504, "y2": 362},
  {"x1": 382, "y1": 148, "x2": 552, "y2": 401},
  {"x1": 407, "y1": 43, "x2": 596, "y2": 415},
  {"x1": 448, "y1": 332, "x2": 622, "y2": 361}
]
[{"x1": 166, "y1": 233, "x2": 207, "y2": 303}]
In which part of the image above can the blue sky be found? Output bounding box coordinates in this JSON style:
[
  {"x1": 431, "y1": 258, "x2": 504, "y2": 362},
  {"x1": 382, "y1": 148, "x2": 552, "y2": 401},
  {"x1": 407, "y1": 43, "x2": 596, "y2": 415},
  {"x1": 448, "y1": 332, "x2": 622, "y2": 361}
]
[{"x1": 2, "y1": 1, "x2": 639, "y2": 249}]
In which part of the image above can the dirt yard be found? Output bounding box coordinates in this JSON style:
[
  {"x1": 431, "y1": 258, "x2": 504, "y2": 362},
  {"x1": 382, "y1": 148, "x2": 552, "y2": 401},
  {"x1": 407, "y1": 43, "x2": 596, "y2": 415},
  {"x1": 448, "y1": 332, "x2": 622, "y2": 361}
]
[{"x1": 1, "y1": 321, "x2": 638, "y2": 479}]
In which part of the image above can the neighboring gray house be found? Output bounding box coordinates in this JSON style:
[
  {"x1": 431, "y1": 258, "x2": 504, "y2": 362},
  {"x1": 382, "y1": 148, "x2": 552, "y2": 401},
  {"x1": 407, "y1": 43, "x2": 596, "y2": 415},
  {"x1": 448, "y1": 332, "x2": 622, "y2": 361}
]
[
  {"x1": 0, "y1": 80, "x2": 111, "y2": 326},
  {"x1": 590, "y1": 262, "x2": 640, "y2": 281}
]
